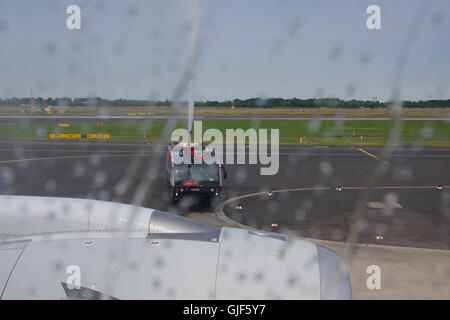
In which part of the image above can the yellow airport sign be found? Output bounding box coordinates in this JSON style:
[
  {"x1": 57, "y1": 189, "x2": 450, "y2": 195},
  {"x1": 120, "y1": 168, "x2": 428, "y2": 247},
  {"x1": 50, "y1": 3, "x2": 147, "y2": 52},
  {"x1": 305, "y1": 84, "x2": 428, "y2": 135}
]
[
  {"x1": 87, "y1": 134, "x2": 110, "y2": 139},
  {"x1": 58, "y1": 123, "x2": 70, "y2": 127},
  {"x1": 49, "y1": 133, "x2": 81, "y2": 139}
]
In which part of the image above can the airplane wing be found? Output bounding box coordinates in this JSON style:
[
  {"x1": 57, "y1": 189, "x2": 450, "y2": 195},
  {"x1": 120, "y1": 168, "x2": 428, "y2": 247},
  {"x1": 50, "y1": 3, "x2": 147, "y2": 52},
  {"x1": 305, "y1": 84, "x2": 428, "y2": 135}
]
[{"x1": 0, "y1": 195, "x2": 351, "y2": 299}]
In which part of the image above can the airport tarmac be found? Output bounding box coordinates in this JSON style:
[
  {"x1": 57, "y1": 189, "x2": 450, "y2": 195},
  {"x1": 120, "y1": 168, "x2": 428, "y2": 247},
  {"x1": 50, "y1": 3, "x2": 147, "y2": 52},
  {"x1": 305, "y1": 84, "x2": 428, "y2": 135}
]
[
  {"x1": 0, "y1": 140, "x2": 448, "y2": 249},
  {"x1": 0, "y1": 139, "x2": 449, "y2": 299}
]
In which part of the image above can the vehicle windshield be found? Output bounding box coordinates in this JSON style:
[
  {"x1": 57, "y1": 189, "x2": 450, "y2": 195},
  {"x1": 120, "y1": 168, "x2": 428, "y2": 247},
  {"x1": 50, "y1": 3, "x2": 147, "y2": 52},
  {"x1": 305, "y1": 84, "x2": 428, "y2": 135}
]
[{"x1": 174, "y1": 164, "x2": 219, "y2": 183}]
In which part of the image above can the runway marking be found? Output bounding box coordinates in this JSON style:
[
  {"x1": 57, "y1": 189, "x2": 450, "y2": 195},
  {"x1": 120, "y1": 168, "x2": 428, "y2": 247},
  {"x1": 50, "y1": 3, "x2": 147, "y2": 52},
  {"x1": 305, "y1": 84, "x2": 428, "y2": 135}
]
[
  {"x1": 0, "y1": 153, "x2": 150, "y2": 164},
  {"x1": 0, "y1": 148, "x2": 154, "y2": 154},
  {"x1": 357, "y1": 148, "x2": 381, "y2": 160},
  {"x1": 357, "y1": 148, "x2": 389, "y2": 164},
  {"x1": 215, "y1": 185, "x2": 447, "y2": 248},
  {"x1": 0, "y1": 143, "x2": 449, "y2": 158},
  {"x1": 342, "y1": 185, "x2": 445, "y2": 190},
  {"x1": 1, "y1": 149, "x2": 450, "y2": 159},
  {"x1": 215, "y1": 187, "x2": 331, "y2": 229},
  {"x1": 367, "y1": 202, "x2": 403, "y2": 209},
  {"x1": 240, "y1": 152, "x2": 450, "y2": 158},
  {"x1": 0, "y1": 150, "x2": 370, "y2": 157},
  {"x1": 217, "y1": 185, "x2": 444, "y2": 215},
  {"x1": 1, "y1": 149, "x2": 449, "y2": 168}
]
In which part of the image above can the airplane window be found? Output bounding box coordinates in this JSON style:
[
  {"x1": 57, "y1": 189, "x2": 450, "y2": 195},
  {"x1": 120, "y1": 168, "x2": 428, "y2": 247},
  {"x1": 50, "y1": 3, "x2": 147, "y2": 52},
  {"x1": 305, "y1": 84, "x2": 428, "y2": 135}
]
[{"x1": 0, "y1": 0, "x2": 448, "y2": 305}]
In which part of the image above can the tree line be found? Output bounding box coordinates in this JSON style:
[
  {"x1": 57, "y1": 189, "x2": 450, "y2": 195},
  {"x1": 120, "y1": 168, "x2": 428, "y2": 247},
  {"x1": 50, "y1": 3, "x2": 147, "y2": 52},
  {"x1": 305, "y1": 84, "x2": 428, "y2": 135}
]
[{"x1": 1, "y1": 97, "x2": 449, "y2": 108}]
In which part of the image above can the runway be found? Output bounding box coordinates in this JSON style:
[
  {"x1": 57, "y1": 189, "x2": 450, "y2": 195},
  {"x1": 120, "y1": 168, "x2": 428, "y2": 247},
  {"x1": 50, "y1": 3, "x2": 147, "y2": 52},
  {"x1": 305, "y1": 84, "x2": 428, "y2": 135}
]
[
  {"x1": 0, "y1": 140, "x2": 448, "y2": 250},
  {"x1": 0, "y1": 114, "x2": 447, "y2": 125}
]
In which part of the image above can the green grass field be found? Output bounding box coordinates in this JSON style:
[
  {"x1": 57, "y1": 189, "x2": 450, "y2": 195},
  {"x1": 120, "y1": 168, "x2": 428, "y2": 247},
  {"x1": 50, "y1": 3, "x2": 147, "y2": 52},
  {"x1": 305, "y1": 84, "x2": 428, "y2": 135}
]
[{"x1": 0, "y1": 119, "x2": 449, "y2": 146}]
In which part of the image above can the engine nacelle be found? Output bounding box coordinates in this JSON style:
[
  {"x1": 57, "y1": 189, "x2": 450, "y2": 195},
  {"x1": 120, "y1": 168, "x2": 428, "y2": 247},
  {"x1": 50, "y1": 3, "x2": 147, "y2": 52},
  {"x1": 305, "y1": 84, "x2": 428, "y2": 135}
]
[{"x1": 0, "y1": 196, "x2": 351, "y2": 299}]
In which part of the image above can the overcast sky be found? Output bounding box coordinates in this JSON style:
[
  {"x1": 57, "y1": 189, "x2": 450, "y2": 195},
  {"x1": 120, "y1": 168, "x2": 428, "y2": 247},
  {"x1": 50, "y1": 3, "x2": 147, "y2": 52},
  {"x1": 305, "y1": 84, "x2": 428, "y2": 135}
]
[{"x1": 0, "y1": 0, "x2": 449, "y2": 101}]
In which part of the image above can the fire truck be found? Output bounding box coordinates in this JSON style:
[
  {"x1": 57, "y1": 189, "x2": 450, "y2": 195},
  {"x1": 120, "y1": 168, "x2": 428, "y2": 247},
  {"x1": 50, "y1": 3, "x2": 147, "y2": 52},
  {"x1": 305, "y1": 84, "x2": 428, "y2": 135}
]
[{"x1": 166, "y1": 142, "x2": 227, "y2": 203}]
